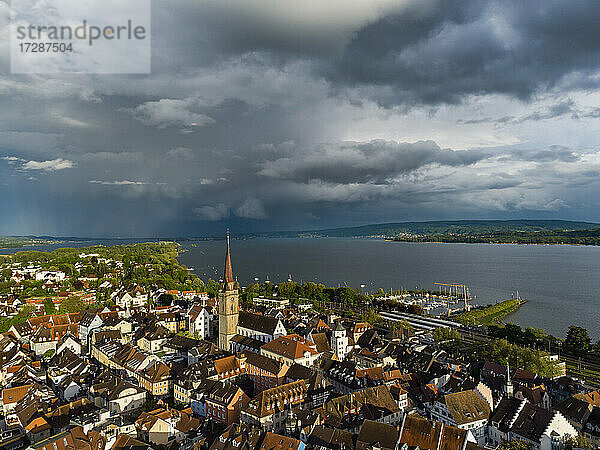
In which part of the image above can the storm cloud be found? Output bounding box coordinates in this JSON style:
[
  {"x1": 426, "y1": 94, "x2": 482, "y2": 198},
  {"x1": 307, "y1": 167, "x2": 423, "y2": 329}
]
[
  {"x1": 1, "y1": 0, "x2": 600, "y2": 236},
  {"x1": 258, "y1": 140, "x2": 487, "y2": 183}
]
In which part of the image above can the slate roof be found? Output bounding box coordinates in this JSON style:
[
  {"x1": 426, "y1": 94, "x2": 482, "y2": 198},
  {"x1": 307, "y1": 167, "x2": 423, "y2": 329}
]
[
  {"x1": 231, "y1": 334, "x2": 263, "y2": 352},
  {"x1": 79, "y1": 310, "x2": 101, "y2": 328},
  {"x1": 244, "y1": 350, "x2": 283, "y2": 375},
  {"x1": 556, "y1": 396, "x2": 592, "y2": 426},
  {"x1": 238, "y1": 311, "x2": 281, "y2": 335},
  {"x1": 307, "y1": 426, "x2": 355, "y2": 449},
  {"x1": 356, "y1": 420, "x2": 398, "y2": 450},
  {"x1": 584, "y1": 406, "x2": 600, "y2": 437},
  {"x1": 510, "y1": 402, "x2": 554, "y2": 443},
  {"x1": 489, "y1": 397, "x2": 524, "y2": 433},
  {"x1": 285, "y1": 363, "x2": 313, "y2": 381}
]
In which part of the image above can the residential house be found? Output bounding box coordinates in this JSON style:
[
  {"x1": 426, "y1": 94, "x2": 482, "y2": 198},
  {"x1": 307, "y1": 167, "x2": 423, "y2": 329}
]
[
  {"x1": 398, "y1": 414, "x2": 475, "y2": 450},
  {"x1": 261, "y1": 334, "x2": 320, "y2": 367},
  {"x1": 244, "y1": 351, "x2": 289, "y2": 394},
  {"x1": 429, "y1": 389, "x2": 491, "y2": 445},
  {"x1": 488, "y1": 398, "x2": 576, "y2": 449},
  {"x1": 240, "y1": 380, "x2": 307, "y2": 432},
  {"x1": 317, "y1": 384, "x2": 402, "y2": 432},
  {"x1": 205, "y1": 380, "x2": 250, "y2": 425},
  {"x1": 90, "y1": 375, "x2": 147, "y2": 415},
  {"x1": 114, "y1": 286, "x2": 148, "y2": 309},
  {"x1": 135, "y1": 407, "x2": 197, "y2": 446},
  {"x1": 135, "y1": 361, "x2": 172, "y2": 397},
  {"x1": 79, "y1": 311, "x2": 104, "y2": 353},
  {"x1": 356, "y1": 420, "x2": 398, "y2": 450},
  {"x1": 188, "y1": 303, "x2": 212, "y2": 339},
  {"x1": 136, "y1": 324, "x2": 171, "y2": 353}
]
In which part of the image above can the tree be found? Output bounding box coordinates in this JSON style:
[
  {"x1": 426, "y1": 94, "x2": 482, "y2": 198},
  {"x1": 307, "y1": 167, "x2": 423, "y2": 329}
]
[
  {"x1": 336, "y1": 287, "x2": 357, "y2": 305},
  {"x1": 1, "y1": 268, "x2": 11, "y2": 281},
  {"x1": 44, "y1": 297, "x2": 56, "y2": 315},
  {"x1": 277, "y1": 281, "x2": 298, "y2": 299},
  {"x1": 59, "y1": 296, "x2": 87, "y2": 314},
  {"x1": 565, "y1": 325, "x2": 591, "y2": 356},
  {"x1": 523, "y1": 327, "x2": 546, "y2": 348},
  {"x1": 473, "y1": 338, "x2": 560, "y2": 378},
  {"x1": 563, "y1": 435, "x2": 595, "y2": 449},
  {"x1": 157, "y1": 293, "x2": 174, "y2": 307},
  {"x1": 407, "y1": 304, "x2": 424, "y2": 315},
  {"x1": 504, "y1": 324, "x2": 523, "y2": 344},
  {"x1": 360, "y1": 308, "x2": 382, "y2": 325},
  {"x1": 392, "y1": 319, "x2": 414, "y2": 332},
  {"x1": 20, "y1": 304, "x2": 36, "y2": 315},
  {"x1": 497, "y1": 440, "x2": 532, "y2": 450},
  {"x1": 433, "y1": 327, "x2": 461, "y2": 342}
]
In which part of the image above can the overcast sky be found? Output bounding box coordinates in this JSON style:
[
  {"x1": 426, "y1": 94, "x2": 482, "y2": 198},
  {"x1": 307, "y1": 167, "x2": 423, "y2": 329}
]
[{"x1": 2, "y1": 0, "x2": 600, "y2": 237}]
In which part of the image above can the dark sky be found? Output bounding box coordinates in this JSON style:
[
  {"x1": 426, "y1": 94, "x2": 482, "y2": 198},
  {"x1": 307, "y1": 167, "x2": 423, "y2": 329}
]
[{"x1": 2, "y1": 0, "x2": 600, "y2": 236}]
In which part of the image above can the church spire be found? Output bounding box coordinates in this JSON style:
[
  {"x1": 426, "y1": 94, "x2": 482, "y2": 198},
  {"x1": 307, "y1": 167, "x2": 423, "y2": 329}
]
[{"x1": 223, "y1": 229, "x2": 234, "y2": 283}]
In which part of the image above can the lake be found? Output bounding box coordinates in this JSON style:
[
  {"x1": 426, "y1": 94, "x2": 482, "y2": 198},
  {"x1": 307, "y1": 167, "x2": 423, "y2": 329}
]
[
  {"x1": 3, "y1": 237, "x2": 599, "y2": 339},
  {"x1": 178, "y1": 238, "x2": 600, "y2": 339}
]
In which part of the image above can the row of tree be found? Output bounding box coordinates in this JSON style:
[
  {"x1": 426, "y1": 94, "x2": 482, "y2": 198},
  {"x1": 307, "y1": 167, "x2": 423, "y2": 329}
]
[{"x1": 489, "y1": 323, "x2": 600, "y2": 359}]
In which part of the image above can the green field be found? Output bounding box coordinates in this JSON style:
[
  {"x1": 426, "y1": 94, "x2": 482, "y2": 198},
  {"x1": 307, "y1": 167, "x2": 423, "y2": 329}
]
[{"x1": 454, "y1": 299, "x2": 524, "y2": 326}]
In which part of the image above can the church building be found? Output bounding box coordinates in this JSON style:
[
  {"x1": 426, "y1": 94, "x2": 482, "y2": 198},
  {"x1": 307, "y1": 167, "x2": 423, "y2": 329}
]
[{"x1": 218, "y1": 230, "x2": 239, "y2": 351}]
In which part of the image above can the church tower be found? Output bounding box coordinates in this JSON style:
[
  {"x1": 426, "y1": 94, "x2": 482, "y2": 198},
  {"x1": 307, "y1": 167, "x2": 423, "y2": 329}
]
[
  {"x1": 505, "y1": 362, "x2": 513, "y2": 397},
  {"x1": 218, "y1": 230, "x2": 239, "y2": 351},
  {"x1": 332, "y1": 322, "x2": 348, "y2": 361}
]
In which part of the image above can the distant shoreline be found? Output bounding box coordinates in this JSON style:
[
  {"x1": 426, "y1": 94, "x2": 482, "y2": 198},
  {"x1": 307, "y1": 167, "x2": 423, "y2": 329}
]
[{"x1": 385, "y1": 238, "x2": 600, "y2": 247}]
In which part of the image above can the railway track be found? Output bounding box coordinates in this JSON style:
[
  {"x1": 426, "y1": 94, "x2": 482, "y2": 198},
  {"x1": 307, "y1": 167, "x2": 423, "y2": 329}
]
[
  {"x1": 326, "y1": 302, "x2": 600, "y2": 386},
  {"x1": 459, "y1": 330, "x2": 600, "y2": 386}
]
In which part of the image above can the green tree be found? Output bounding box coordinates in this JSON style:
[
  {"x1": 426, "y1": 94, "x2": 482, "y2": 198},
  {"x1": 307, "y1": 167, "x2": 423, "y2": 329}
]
[
  {"x1": 497, "y1": 440, "x2": 532, "y2": 450},
  {"x1": 336, "y1": 287, "x2": 357, "y2": 305},
  {"x1": 433, "y1": 327, "x2": 461, "y2": 342},
  {"x1": 59, "y1": 296, "x2": 87, "y2": 313},
  {"x1": 1, "y1": 268, "x2": 11, "y2": 281},
  {"x1": 20, "y1": 304, "x2": 36, "y2": 315},
  {"x1": 392, "y1": 319, "x2": 414, "y2": 332},
  {"x1": 504, "y1": 323, "x2": 523, "y2": 343},
  {"x1": 523, "y1": 327, "x2": 546, "y2": 348},
  {"x1": 563, "y1": 435, "x2": 595, "y2": 449},
  {"x1": 474, "y1": 338, "x2": 560, "y2": 378},
  {"x1": 565, "y1": 325, "x2": 591, "y2": 356},
  {"x1": 360, "y1": 308, "x2": 382, "y2": 325},
  {"x1": 44, "y1": 297, "x2": 56, "y2": 315},
  {"x1": 277, "y1": 281, "x2": 298, "y2": 299}
]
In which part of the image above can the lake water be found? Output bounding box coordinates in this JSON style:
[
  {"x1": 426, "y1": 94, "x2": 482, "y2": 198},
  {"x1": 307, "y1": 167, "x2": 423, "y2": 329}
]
[
  {"x1": 177, "y1": 238, "x2": 600, "y2": 339},
  {"x1": 3, "y1": 237, "x2": 599, "y2": 339}
]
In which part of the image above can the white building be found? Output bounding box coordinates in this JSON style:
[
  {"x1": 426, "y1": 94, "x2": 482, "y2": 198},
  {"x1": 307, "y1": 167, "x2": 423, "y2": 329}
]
[
  {"x1": 79, "y1": 311, "x2": 104, "y2": 353},
  {"x1": 429, "y1": 390, "x2": 491, "y2": 446},
  {"x1": 35, "y1": 271, "x2": 66, "y2": 282},
  {"x1": 188, "y1": 304, "x2": 212, "y2": 339},
  {"x1": 331, "y1": 323, "x2": 349, "y2": 361},
  {"x1": 237, "y1": 311, "x2": 286, "y2": 343},
  {"x1": 252, "y1": 297, "x2": 290, "y2": 309},
  {"x1": 114, "y1": 286, "x2": 148, "y2": 309},
  {"x1": 488, "y1": 397, "x2": 576, "y2": 450}
]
